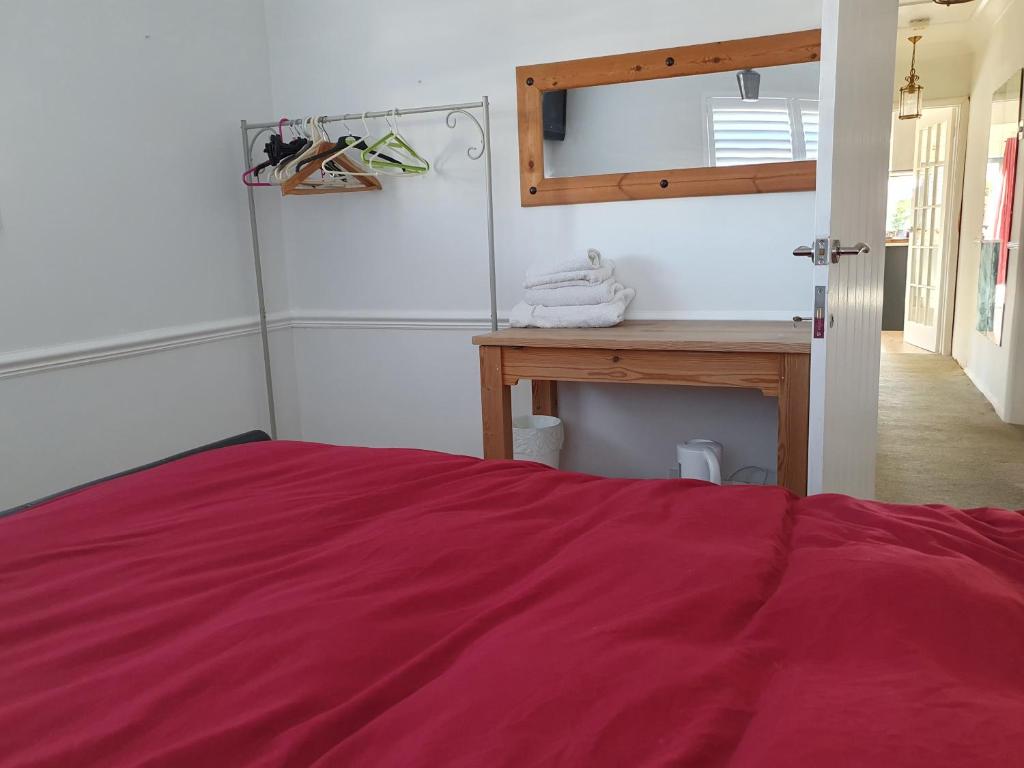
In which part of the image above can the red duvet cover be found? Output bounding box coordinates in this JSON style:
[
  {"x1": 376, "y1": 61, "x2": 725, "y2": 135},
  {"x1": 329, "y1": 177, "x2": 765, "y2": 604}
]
[{"x1": 1, "y1": 441, "x2": 1022, "y2": 767}]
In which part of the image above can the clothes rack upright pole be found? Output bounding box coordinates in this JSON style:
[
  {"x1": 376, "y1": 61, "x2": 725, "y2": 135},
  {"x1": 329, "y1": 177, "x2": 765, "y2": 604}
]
[
  {"x1": 482, "y1": 96, "x2": 498, "y2": 332},
  {"x1": 240, "y1": 118, "x2": 279, "y2": 439},
  {"x1": 240, "y1": 98, "x2": 497, "y2": 439}
]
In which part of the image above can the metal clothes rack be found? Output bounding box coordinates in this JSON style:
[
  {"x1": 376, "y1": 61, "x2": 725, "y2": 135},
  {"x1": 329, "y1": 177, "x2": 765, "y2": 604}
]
[{"x1": 240, "y1": 97, "x2": 496, "y2": 439}]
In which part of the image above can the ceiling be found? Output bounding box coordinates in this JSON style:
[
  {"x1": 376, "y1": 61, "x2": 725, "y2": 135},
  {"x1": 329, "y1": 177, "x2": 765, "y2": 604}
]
[
  {"x1": 896, "y1": 0, "x2": 983, "y2": 46},
  {"x1": 898, "y1": 0, "x2": 980, "y2": 27}
]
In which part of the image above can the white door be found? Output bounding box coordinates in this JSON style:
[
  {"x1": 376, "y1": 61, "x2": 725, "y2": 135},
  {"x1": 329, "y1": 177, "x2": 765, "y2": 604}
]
[
  {"x1": 804, "y1": 0, "x2": 899, "y2": 497},
  {"x1": 904, "y1": 108, "x2": 956, "y2": 351}
]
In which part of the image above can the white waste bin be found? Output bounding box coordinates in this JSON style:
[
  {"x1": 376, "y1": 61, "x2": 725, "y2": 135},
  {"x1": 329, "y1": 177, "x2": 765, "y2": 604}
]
[{"x1": 512, "y1": 415, "x2": 564, "y2": 468}]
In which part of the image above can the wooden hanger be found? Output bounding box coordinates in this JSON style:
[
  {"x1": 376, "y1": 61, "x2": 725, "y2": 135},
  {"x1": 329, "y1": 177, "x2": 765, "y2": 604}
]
[{"x1": 280, "y1": 118, "x2": 385, "y2": 195}]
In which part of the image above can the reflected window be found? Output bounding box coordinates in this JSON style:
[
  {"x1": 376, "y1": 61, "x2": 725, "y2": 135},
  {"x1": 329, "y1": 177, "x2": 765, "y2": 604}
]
[
  {"x1": 886, "y1": 172, "x2": 915, "y2": 241},
  {"x1": 706, "y1": 97, "x2": 819, "y2": 166}
]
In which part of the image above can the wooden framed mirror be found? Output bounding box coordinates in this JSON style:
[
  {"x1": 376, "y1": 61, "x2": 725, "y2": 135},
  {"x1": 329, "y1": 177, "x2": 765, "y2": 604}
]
[
  {"x1": 976, "y1": 69, "x2": 1023, "y2": 346},
  {"x1": 516, "y1": 30, "x2": 821, "y2": 206}
]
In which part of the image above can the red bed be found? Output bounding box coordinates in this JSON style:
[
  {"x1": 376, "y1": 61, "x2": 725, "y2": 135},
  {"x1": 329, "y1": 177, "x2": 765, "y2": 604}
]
[{"x1": 2, "y1": 440, "x2": 1022, "y2": 767}]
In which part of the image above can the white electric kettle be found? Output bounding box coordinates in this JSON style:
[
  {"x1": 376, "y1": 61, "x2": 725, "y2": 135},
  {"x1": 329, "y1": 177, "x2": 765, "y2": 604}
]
[{"x1": 676, "y1": 439, "x2": 723, "y2": 484}]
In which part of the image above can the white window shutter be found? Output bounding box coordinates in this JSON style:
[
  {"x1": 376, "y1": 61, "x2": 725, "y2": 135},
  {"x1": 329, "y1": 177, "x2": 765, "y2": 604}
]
[{"x1": 707, "y1": 96, "x2": 820, "y2": 166}]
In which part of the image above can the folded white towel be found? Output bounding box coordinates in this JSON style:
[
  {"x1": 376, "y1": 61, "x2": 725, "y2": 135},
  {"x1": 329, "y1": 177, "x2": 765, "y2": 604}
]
[
  {"x1": 523, "y1": 260, "x2": 615, "y2": 289},
  {"x1": 525, "y1": 248, "x2": 602, "y2": 282},
  {"x1": 524, "y1": 279, "x2": 623, "y2": 307},
  {"x1": 509, "y1": 287, "x2": 636, "y2": 329}
]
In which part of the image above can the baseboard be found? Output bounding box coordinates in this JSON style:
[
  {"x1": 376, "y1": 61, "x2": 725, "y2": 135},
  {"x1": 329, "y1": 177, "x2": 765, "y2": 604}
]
[
  {"x1": 1, "y1": 308, "x2": 806, "y2": 379},
  {"x1": 961, "y1": 364, "x2": 1008, "y2": 421}
]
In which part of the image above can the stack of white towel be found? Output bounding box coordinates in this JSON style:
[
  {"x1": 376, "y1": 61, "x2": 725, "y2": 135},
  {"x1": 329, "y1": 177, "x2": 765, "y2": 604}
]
[{"x1": 509, "y1": 249, "x2": 635, "y2": 329}]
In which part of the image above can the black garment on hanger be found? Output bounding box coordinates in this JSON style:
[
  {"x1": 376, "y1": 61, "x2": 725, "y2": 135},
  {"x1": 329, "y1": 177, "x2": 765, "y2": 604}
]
[
  {"x1": 250, "y1": 135, "x2": 310, "y2": 180},
  {"x1": 264, "y1": 134, "x2": 308, "y2": 166}
]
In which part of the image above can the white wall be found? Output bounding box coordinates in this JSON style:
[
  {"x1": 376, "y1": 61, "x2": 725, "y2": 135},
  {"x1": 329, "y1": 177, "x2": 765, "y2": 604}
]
[
  {"x1": 0, "y1": 336, "x2": 269, "y2": 508},
  {"x1": 0, "y1": 0, "x2": 289, "y2": 508},
  {"x1": 0, "y1": 0, "x2": 825, "y2": 505},
  {"x1": 951, "y1": 0, "x2": 1024, "y2": 423},
  {"x1": 262, "y1": 0, "x2": 820, "y2": 479},
  {"x1": 892, "y1": 40, "x2": 973, "y2": 106}
]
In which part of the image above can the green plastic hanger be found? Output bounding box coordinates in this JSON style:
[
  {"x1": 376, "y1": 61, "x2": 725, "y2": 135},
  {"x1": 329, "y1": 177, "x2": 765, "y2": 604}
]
[{"x1": 361, "y1": 110, "x2": 430, "y2": 174}]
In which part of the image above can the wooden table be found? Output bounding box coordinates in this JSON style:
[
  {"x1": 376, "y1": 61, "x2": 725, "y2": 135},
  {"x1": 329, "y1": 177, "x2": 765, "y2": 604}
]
[{"x1": 472, "y1": 320, "x2": 811, "y2": 495}]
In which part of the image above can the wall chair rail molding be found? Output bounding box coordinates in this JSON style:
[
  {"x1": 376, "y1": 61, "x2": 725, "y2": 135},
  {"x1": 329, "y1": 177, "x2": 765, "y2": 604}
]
[
  {"x1": 285, "y1": 309, "x2": 805, "y2": 330},
  {"x1": 0, "y1": 310, "x2": 812, "y2": 380},
  {"x1": 516, "y1": 29, "x2": 821, "y2": 206},
  {"x1": 0, "y1": 316, "x2": 291, "y2": 381},
  {"x1": 286, "y1": 311, "x2": 499, "y2": 332}
]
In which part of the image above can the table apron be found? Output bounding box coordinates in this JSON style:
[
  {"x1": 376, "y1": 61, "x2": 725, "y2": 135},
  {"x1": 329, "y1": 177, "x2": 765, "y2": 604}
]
[{"x1": 499, "y1": 347, "x2": 784, "y2": 397}]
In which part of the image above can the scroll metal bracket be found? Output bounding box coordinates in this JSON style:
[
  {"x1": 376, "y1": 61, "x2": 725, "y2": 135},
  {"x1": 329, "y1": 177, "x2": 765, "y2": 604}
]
[{"x1": 445, "y1": 109, "x2": 486, "y2": 160}]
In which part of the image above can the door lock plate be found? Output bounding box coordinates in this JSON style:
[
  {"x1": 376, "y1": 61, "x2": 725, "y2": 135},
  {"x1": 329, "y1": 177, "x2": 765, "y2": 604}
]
[
  {"x1": 813, "y1": 286, "x2": 827, "y2": 339},
  {"x1": 813, "y1": 238, "x2": 830, "y2": 266}
]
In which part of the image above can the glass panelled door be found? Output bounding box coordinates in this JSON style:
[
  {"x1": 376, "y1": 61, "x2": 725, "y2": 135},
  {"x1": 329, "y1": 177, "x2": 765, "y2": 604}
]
[{"x1": 904, "y1": 108, "x2": 954, "y2": 351}]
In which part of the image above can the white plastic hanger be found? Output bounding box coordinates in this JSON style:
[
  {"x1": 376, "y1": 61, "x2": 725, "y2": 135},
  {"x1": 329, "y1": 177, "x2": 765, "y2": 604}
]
[
  {"x1": 276, "y1": 117, "x2": 325, "y2": 184},
  {"x1": 296, "y1": 117, "x2": 367, "y2": 191},
  {"x1": 319, "y1": 113, "x2": 382, "y2": 182},
  {"x1": 273, "y1": 119, "x2": 308, "y2": 184}
]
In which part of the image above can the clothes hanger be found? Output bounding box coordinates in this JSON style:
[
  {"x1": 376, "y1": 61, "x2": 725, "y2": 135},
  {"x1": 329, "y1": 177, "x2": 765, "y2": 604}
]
[
  {"x1": 294, "y1": 120, "x2": 403, "y2": 175},
  {"x1": 274, "y1": 118, "x2": 316, "y2": 184},
  {"x1": 318, "y1": 114, "x2": 381, "y2": 181},
  {"x1": 248, "y1": 130, "x2": 308, "y2": 187},
  {"x1": 243, "y1": 162, "x2": 273, "y2": 187},
  {"x1": 361, "y1": 109, "x2": 430, "y2": 175},
  {"x1": 316, "y1": 118, "x2": 358, "y2": 175},
  {"x1": 281, "y1": 116, "x2": 381, "y2": 195},
  {"x1": 243, "y1": 120, "x2": 298, "y2": 187},
  {"x1": 291, "y1": 117, "x2": 357, "y2": 190},
  {"x1": 359, "y1": 109, "x2": 429, "y2": 175},
  {"x1": 317, "y1": 111, "x2": 401, "y2": 182}
]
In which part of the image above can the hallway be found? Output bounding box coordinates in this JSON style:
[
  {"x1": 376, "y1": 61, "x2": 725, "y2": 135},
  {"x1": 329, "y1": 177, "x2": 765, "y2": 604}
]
[{"x1": 875, "y1": 334, "x2": 1024, "y2": 509}]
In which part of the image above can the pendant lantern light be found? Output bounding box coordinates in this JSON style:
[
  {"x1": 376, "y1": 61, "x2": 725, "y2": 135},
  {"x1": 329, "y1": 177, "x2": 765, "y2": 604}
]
[
  {"x1": 736, "y1": 69, "x2": 761, "y2": 102},
  {"x1": 933, "y1": 0, "x2": 975, "y2": 5},
  {"x1": 899, "y1": 35, "x2": 924, "y2": 121}
]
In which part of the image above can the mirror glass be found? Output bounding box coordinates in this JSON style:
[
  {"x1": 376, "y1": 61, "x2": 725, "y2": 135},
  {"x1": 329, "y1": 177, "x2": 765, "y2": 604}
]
[
  {"x1": 542, "y1": 62, "x2": 821, "y2": 179},
  {"x1": 977, "y1": 70, "x2": 1022, "y2": 345}
]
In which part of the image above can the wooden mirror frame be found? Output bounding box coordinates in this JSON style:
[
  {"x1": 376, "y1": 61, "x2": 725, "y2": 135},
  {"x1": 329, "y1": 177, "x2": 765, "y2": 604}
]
[{"x1": 516, "y1": 29, "x2": 821, "y2": 207}]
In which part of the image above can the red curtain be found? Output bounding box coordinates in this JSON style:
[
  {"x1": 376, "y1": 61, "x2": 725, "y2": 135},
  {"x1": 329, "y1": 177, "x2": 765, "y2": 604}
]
[{"x1": 996, "y1": 136, "x2": 1018, "y2": 285}]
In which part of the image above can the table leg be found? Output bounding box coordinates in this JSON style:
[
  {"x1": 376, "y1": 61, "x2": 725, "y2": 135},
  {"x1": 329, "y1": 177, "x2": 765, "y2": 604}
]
[
  {"x1": 531, "y1": 380, "x2": 558, "y2": 417},
  {"x1": 479, "y1": 346, "x2": 513, "y2": 459},
  {"x1": 777, "y1": 353, "x2": 810, "y2": 496}
]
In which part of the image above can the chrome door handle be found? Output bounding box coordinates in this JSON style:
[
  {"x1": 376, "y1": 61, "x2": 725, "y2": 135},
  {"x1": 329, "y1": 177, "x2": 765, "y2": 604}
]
[
  {"x1": 793, "y1": 240, "x2": 870, "y2": 264},
  {"x1": 833, "y1": 242, "x2": 871, "y2": 261},
  {"x1": 793, "y1": 238, "x2": 829, "y2": 263}
]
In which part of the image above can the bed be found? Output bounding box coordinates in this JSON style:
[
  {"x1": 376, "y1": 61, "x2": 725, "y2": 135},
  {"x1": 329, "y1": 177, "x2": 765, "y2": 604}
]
[{"x1": 2, "y1": 435, "x2": 1022, "y2": 767}]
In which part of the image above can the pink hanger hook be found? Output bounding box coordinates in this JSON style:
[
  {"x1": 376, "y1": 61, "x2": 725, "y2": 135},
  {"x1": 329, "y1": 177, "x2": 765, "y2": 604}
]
[{"x1": 242, "y1": 165, "x2": 271, "y2": 188}]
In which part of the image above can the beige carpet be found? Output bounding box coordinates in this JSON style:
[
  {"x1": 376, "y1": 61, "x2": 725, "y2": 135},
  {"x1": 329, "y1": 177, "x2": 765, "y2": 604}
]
[{"x1": 875, "y1": 340, "x2": 1024, "y2": 510}]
